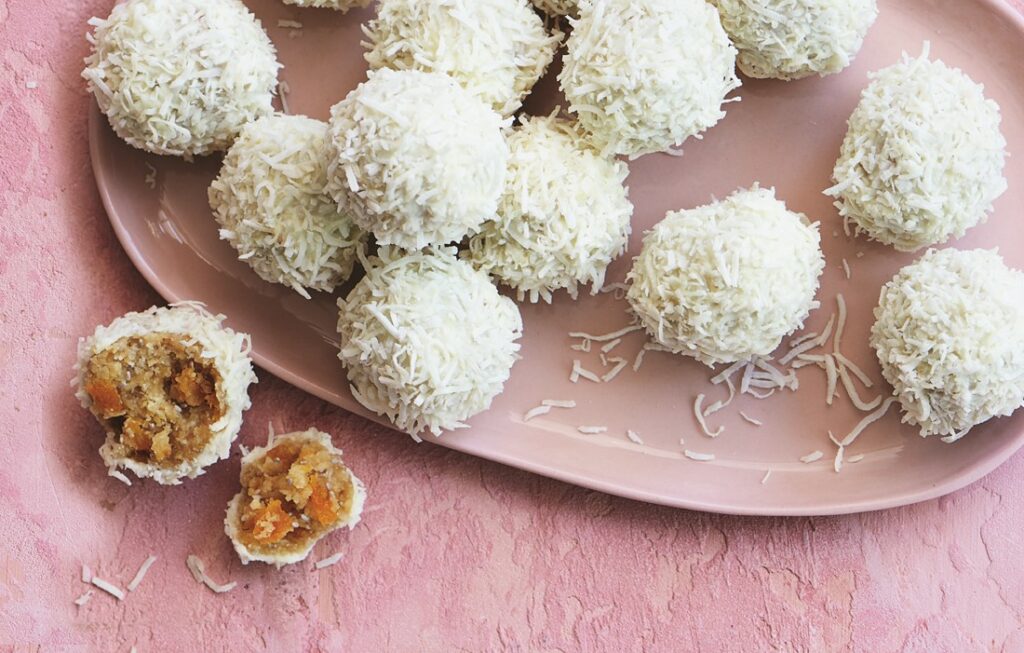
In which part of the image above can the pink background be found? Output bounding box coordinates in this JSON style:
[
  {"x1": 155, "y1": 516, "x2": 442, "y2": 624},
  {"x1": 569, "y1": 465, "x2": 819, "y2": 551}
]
[{"x1": 3, "y1": 1, "x2": 1024, "y2": 651}]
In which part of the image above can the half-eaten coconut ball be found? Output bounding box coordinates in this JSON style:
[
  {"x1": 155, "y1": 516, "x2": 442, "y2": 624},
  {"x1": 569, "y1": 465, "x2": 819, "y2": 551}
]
[
  {"x1": 209, "y1": 115, "x2": 365, "y2": 298},
  {"x1": 559, "y1": 0, "x2": 740, "y2": 158},
  {"x1": 826, "y1": 47, "x2": 1007, "y2": 252},
  {"x1": 337, "y1": 247, "x2": 523, "y2": 437},
  {"x1": 283, "y1": 0, "x2": 370, "y2": 10},
  {"x1": 326, "y1": 69, "x2": 509, "y2": 250},
  {"x1": 627, "y1": 186, "x2": 825, "y2": 366},
  {"x1": 466, "y1": 114, "x2": 633, "y2": 303},
  {"x1": 225, "y1": 429, "x2": 366, "y2": 567},
  {"x1": 363, "y1": 0, "x2": 562, "y2": 117},
  {"x1": 74, "y1": 304, "x2": 257, "y2": 485},
  {"x1": 83, "y1": 0, "x2": 280, "y2": 157},
  {"x1": 710, "y1": 0, "x2": 878, "y2": 80},
  {"x1": 871, "y1": 248, "x2": 1024, "y2": 441}
]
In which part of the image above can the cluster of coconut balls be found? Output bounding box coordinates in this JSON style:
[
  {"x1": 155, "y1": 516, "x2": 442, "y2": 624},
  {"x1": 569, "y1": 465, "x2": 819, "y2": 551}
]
[{"x1": 84, "y1": 0, "x2": 1023, "y2": 443}]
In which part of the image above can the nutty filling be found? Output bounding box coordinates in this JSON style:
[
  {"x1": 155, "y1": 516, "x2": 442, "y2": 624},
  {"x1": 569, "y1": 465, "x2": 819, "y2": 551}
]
[
  {"x1": 236, "y1": 438, "x2": 354, "y2": 555},
  {"x1": 83, "y1": 334, "x2": 223, "y2": 468}
]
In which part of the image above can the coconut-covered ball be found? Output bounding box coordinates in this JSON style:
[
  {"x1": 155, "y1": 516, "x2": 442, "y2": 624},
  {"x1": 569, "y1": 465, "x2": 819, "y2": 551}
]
[
  {"x1": 209, "y1": 115, "x2": 364, "y2": 298},
  {"x1": 283, "y1": 0, "x2": 370, "y2": 10},
  {"x1": 326, "y1": 69, "x2": 509, "y2": 250},
  {"x1": 627, "y1": 187, "x2": 825, "y2": 366},
  {"x1": 710, "y1": 0, "x2": 878, "y2": 80},
  {"x1": 466, "y1": 115, "x2": 633, "y2": 303},
  {"x1": 826, "y1": 48, "x2": 1007, "y2": 252},
  {"x1": 559, "y1": 0, "x2": 740, "y2": 158},
  {"x1": 363, "y1": 0, "x2": 562, "y2": 116},
  {"x1": 532, "y1": 0, "x2": 577, "y2": 16},
  {"x1": 74, "y1": 304, "x2": 257, "y2": 485},
  {"x1": 871, "y1": 249, "x2": 1024, "y2": 440},
  {"x1": 337, "y1": 247, "x2": 523, "y2": 437},
  {"x1": 83, "y1": 0, "x2": 280, "y2": 157},
  {"x1": 225, "y1": 429, "x2": 366, "y2": 567}
]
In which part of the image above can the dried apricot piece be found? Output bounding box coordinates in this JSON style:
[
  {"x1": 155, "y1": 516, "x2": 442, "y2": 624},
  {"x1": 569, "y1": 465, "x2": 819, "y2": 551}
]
[
  {"x1": 252, "y1": 499, "x2": 294, "y2": 543},
  {"x1": 85, "y1": 380, "x2": 126, "y2": 417},
  {"x1": 306, "y1": 477, "x2": 338, "y2": 526}
]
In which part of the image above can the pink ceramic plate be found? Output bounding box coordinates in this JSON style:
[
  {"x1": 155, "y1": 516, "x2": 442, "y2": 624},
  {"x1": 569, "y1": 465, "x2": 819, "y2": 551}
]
[{"x1": 90, "y1": 0, "x2": 1024, "y2": 515}]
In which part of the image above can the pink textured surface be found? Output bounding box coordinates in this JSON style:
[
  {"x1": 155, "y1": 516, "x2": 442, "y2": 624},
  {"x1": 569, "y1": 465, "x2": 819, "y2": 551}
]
[{"x1": 3, "y1": 1, "x2": 1024, "y2": 651}]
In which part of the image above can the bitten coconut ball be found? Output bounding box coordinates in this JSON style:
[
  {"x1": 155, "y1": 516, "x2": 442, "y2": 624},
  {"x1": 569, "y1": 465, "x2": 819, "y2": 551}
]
[
  {"x1": 326, "y1": 69, "x2": 509, "y2": 250},
  {"x1": 209, "y1": 115, "x2": 365, "y2": 299},
  {"x1": 532, "y1": 0, "x2": 577, "y2": 16},
  {"x1": 559, "y1": 0, "x2": 740, "y2": 158},
  {"x1": 74, "y1": 304, "x2": 257, "y2": 485},
  {"x1": 363, "y1": 0, "x2": 562, "y2": 116},
  {"x1": 337, "y1": 247, "x2": 523, "y2": 437},
  {"x1": 710, "y1": 0, "x2": 878, "y2": 80},
  {"x1": 225, "y1": 429, "x2": 366, "y2": 567},
  {"x1": 83, "y1": 0, "x2": 280, "y2": 157},
  {"x1": 826, "y1": 47, "x2": 1007, "y2": 252},
  {"x1": 283, "y1": 0, "x2": 370, "y2": 10},
  {"x1": 627, "y1": 187, "x2": 825, "y2": 366},
  {"x1": 466, "y1": 115, "x2": 633, "y2": 303},
  {"x1": 871, "y1": 249, "x2": 1024, "y2": 440}
]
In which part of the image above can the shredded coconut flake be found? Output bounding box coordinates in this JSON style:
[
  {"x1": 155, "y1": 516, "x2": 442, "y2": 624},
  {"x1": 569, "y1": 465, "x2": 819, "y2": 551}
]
[
  {"x1": 543, "y1": 399, "x2": 577, "y2": 409},
  {"x1": 186, "y1": 555, "x2": 237, "y2": 594},
  {"x1": 91, "y1": 576, "x2": 125, "y2": 601},
  {"x1": 626, "y1": 430, "x2": 644, "y2": 445},
  {"x1": 126, "y1": 555, "x2": 157, "y2": 592},
  {"x1": 74, "y1": 589, "x2": 94, "y2": 607},
  {"x1": 840, "y1": 398, "x2": 898, "y2": 447},
  {"x1": 740, "y1": 412, "x2": 763, "y2": 426},
  {"x1": 761, "y1": 469, "x2": 772, "y2": 484},
  {"x1": 577, "y1": 426, "x2": 607, "y2": 434},
  {"x1": 684, "y1": 450, "x2": 716, "y2": 462},
  {"x1": 694, "y1": 394, "x2": 724, "y2": 438},
  {"x1": 314, "y1": 552, "x2": 345, "y2": 570},
  {"x1": 800, "y1": 451, "x2": 825, "y2": 463},
  {"x1": 523, "y1": 405, "x2": 553, "y2": 422}
]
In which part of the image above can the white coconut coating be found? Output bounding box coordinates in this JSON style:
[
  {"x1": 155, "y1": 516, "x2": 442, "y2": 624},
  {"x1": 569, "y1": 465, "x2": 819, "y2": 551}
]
[
  {"x1": 74, "y1": 304, "x2": 257, "y2": 485},
  {"x1": 559, "y1": 0, "x2": 740, "y2": 158},
  {"x1": 363, "y1": 0, "x2": 562, "y2": 117},
  {"x1": 225, "y1": 429, "x2": 366, "y2": 567},
  {"x1": 532, "y1": 0, "x2": 577, "y2": 16},
  {"x1": 283, "y1": 0, "x2": 370, "y2": 10},
  {"x1": 826, "y1": 48, "x2": 1007, "y2": 252},
  {"x1": 83, "y1": 0, "x2": 280, "y2": 157},
  {"x1": 209, "y1": 115, "x2": 365, "y2": 299},
  {"x1": 466, "y1": 115, "x2": 633, "y2": 303},
  {"x1": 710, "y1": 0, "x2": 878, "y2": 80},
  {"x1": 627, "y1": 187, "x2": 825, "y2": 366},
  {"x1": 325, "y1": 69, "x2": 509, "y2": 250},
  {"x1": 871, "y1": 249, "x2": 1024, "y2": 439},
  {"x1": 337, "y1": 247, "x2": 523, "y2": 437}
]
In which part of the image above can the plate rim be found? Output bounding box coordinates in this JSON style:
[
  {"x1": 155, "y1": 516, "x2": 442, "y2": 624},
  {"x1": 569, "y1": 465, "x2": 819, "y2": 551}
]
[{"x1": 87, "y1": 0, "x2": 1024, "y2": 516}]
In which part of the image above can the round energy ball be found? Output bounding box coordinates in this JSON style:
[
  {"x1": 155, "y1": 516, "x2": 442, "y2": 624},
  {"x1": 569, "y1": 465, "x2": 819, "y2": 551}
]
[
  {"x1": 74, "y1": 304, "x2": 257, "y2": 485},
  {"x1": 826, "y1": 48, "x2": 1007, "y2": 252},
  {"x1": 283, "y1": 0, "x2": 370, "y2": 9},
  {"x1": 337, "y1": 247, "x2": 523, "y2": 437},
  {"x1": 466, "y1": 115, "x2": 633, "y2": 303},
  {"x1": 871, "y1": 249, "x2": 1024, "y2": 440},
  {"x1": 710, "y1": 0, "x2": 878, "y2": 80},
  {"x1": 225, "y1": 429, "x2": 366, "y2": 567},
  {"x1": 326, "y1": 69, "x2": 509, "y2": 250},
  {"x1": 559, "y1": 0, "x2": 740, "y2": 158},
  {"x1": 531, "y1": 0, "x2": 577, "y2": 17},
  {"x1": 209, "y1": 115, "x2": 364, "y2": 298},
  {"x1": 627, "y1": 187, "x2": 825, "y2": 366},
  {"x1": 363, "y1": 0, "x2": 561, "y2": 116},
  {"x1": 82, "y1": 0, "x2": 280, "y2": 157}
]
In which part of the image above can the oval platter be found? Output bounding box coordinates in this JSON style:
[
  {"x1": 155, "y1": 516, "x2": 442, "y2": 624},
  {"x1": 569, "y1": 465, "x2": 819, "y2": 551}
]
[{"x1": 89, "y1": 0, "x2": 1024, "y2": 515}]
